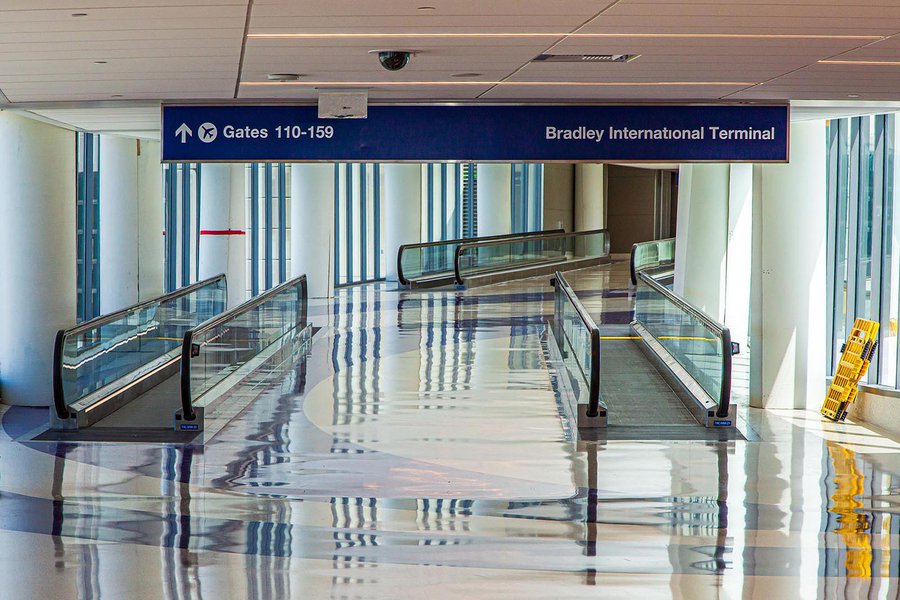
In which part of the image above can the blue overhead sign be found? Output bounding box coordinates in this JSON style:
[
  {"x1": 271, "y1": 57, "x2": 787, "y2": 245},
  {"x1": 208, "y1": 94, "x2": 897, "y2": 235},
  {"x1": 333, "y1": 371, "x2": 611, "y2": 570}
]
[{"x1": 161, "y1": 104, "x2": 789, "y2": 163}]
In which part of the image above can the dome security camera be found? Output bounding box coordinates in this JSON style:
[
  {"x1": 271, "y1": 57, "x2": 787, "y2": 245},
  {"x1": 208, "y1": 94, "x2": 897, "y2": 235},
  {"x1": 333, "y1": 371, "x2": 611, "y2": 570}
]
[{"x1": 370, "y1": 50, "x2": 415, "y2": 71}]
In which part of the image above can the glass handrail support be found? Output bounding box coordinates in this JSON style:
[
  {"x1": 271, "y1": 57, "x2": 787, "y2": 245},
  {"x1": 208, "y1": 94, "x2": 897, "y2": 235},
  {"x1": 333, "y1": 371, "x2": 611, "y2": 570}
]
[
  {"x1": 455, "y1": 229, "x2": 610, "y2": 286},
  {"x1": 176, "y1": 274, "x2": 309, "y2": 431},
  {"x1": 630, "y1": 238, "x2": 676, "y2": 285},
  {"x1": 551, "y1": 271, "x2": 604, "y2": 427},
  {"x1": 52, "y1": 274, "x2": 228, "y2": 425},
  {"x1": 633, "y1": 271, "x2": 733, "y2": 421},
  {"x1": 397, "y1": 229, "x2": 564, "y2": 286}
]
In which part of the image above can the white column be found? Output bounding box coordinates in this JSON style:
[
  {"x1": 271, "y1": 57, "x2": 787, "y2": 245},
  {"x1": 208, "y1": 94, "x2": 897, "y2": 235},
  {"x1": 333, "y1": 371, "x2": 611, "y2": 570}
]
[
  {"x1": 476, "y1": 163, "x2": 511, "y2": 236},
  {"x1": 0, "y1": 114, "x2": 75, "y2": 406},
  {"x1": 99, "y1": 135, "x2": 139, "y2": 313},
  {"x1": 724, "y1": 164, "x2": 753, "y2": 347},
  {"x1": 574, "y1": 163, "x2": 606, "y2": 231},
  {"x1": 382, "y1": 163, "x2": 422, "y2": 282},
  {"x1": 291, "y1": 163, "x2": 334, "y2": 297},
  {"x1": 542, "y1": 164, "x2": 575, "y2": 232},
  {"x1": 673, "y1": 164, "x2": 729, "y2": 321},
  {"x1": 136, "y1": 139, "x2": 164, "y2": 301},
  {"x1": 198, "y1": 163, "x2": 232, "y2": 280},
  {"x1": 226, "y1": 164, "x2": 248, "y2": 308},
  {"x1": 750, "y1": 120, "x2": 827, "y2": 410}
]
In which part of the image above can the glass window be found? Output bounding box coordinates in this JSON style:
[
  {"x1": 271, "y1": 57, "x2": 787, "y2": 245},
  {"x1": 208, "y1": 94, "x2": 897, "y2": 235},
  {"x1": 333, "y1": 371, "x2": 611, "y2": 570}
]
[
  {"x1": 163, "y1": 163, "x2": 201, "y2": 292},
  {"x1": 75, "y1": 132, "x2": 100, "y2": 322},
  {"x1": 334, "y1": 163, "x2": 382, "y2": 286},
  {"x1": 246, "y1": 163, "x2": 290, "y2": 297},
  {"x1": 827, "y1": 113, "x2": 900, "y2": 388},
  {"x1": 880, "y1": 117, "x2": 899, "y2": 386},
  {"x1": 510, "y1": 164, "x2": 544, "y2": 234}
]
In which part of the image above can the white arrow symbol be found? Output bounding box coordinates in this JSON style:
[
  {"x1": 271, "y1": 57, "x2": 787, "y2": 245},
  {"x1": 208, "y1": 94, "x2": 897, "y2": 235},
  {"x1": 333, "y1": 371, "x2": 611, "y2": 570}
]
[{"x1": 175, "y1": 123, "x2": 192, "y2": 143}]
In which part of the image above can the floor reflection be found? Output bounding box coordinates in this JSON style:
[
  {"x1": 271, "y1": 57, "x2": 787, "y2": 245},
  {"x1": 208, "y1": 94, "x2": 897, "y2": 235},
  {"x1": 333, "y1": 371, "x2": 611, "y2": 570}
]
[{"x1": 6, "y1": 262, "x2": 900, "y2": 598}]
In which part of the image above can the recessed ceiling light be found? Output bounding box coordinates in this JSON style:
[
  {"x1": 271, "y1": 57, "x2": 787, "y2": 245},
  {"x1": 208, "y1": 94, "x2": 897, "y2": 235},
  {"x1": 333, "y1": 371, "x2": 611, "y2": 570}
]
[
  {"x1": 249, "y1": 32, "x2": 883, "y2": 41},
  {"x1": 267, "y1": 73, "x2": 302, "y2": 81},
  {"x1": 820, "y1": 59, "x2": 900, "y2": 66},
  {"x1": 243, "y1": 80, "x2": 753, "y2": 87},
  {"x1": 71, "y1": 12, "x2": 88, "y2": 17},
  {"x1": 93, "y1": 60, "x2": 107, "y2": 64},
  {"x1": 451, "y1": 72, "x2": 482, "y2": 78}
]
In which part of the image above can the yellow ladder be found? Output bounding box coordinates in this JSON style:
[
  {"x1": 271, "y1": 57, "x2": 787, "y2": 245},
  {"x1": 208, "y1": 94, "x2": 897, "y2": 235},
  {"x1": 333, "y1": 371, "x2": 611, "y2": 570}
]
[{"x1": 822, "y1": 318, "x2": 879, "y2": 422}]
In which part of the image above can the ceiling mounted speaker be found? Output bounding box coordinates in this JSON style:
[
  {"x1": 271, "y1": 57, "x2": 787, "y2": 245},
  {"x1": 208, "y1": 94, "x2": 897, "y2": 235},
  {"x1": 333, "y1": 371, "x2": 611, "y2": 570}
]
[
  {"x1": 533, "y1": 53, "x2": 640, "y2": 63},
  {"x1": 318, "y1": 90, "x2": 368, "y2": 119}
]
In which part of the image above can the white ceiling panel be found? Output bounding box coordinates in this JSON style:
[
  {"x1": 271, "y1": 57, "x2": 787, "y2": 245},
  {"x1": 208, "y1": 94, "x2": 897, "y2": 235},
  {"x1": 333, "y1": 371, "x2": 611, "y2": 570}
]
[
  {"x1": 5, "y1": 0, "x2": 900, "y2": 132},
  {"x1": 830, "y1": 35, "x2": 900, "y2": 60},
  {"x1": 252, "y1": 1, "x2": 610, "y2": 18},
  {"x1": 0, "y1": 2, "x2": 247, "y2": 103},
  {"x1": 580, "y1": 0, "x2": 900, "y2": 36},
  {"x1": 478, "y1": 84, "x2": 749, "y2": 101},
  {"x1": 23, "y1": 105, "x2": 160, "y2": 132}
]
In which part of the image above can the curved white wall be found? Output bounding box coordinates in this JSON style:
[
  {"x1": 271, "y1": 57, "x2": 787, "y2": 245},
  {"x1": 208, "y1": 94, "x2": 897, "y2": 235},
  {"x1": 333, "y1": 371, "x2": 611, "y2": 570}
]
[
  {"x1": 382, "y1": 164, "x2": 421, "y2": 282},
  {"x1": 198, "y1": 162, "x2": 231, "y2": 281},
  {"x1": 575, "y1": 163, "x2": 606, "y2": 231},
  {"x1": 0, "y1": 114, "x2": 75, "y2": 406},
  {"x1": 291, "y1": 164, "x2": 334, "y2": 297},
  {"x1": 673, "y1": 163, "x2": 729, "y2": 321},
  {"x1": 99, "y1": 135, "x2": 139, "y2": 313},
  {"x1": 137, "y1": 139, "x2": 164, "y2": 301},
  {"x1": 476, "y1": 164, "x2": 511, "y2": 237},
  {"x1": 750, "y1": 120, "x2": 827, "y2": 410}
]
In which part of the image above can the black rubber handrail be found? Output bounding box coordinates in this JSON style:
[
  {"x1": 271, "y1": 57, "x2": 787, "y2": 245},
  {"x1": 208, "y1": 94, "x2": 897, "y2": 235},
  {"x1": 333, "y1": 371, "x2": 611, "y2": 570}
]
[
  {"x1": 397, "y1": 229, "x2": 563, "y2": 286},
  {"x1": 454, "y1": 228, "x2": 610, "y2": 286},
  {"x1": 52, "y1": 274, "x2": 227, "y2": 420},
  {"x1": 636, "y1": 271, "x2": 732, "y2": 418},
  {"x1": 553, "y1": 271, "x2": 602, "y2": 418},
  {"x1": 179, "y1": 274, "x2": 308, "y2": 421},
  {"x1": 629, "y1": 238, "x2": 675, "y2": 285}
]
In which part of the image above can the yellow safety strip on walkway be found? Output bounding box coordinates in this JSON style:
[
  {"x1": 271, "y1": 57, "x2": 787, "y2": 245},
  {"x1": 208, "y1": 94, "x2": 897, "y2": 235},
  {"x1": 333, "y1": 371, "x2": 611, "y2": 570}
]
[{"x1": 599, "y1": 335, "x2": 717, "y2": 342}]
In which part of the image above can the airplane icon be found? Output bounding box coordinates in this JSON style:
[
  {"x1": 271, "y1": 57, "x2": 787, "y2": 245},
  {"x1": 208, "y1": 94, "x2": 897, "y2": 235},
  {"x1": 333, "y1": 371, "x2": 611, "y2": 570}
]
[{"x1": 198, "y1": 122, "x2": 218, "y2": 143}]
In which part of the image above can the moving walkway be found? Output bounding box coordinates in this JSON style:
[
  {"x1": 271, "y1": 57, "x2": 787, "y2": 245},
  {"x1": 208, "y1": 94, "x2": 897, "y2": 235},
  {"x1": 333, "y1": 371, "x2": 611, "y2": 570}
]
[
  {"x1": 549, "y1": 240, "x2": 737, "y2": 436},
  {"x1": 399, "y1": 228, "x2": 611, "y2": 288},
  {"x1": 630, "y1": 237, "x2": 675, "y2": 286},
  {"x1": 48, "y1": 274, "x2": 309, "y2": 440},
  {"x1": 398, "y1": 229, "x2": 563, "y2": 287}
]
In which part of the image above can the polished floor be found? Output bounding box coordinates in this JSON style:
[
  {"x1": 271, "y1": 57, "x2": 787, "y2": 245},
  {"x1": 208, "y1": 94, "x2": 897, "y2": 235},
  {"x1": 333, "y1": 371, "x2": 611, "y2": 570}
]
[{"x1": 1, "y1": 261, "x2": 899, "y2": 599}]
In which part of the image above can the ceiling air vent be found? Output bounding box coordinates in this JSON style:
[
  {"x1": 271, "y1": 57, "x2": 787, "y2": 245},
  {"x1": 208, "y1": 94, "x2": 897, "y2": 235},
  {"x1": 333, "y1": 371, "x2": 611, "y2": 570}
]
[{"x1": 532, "y1": 53, "x2": 640, "y2": 63}]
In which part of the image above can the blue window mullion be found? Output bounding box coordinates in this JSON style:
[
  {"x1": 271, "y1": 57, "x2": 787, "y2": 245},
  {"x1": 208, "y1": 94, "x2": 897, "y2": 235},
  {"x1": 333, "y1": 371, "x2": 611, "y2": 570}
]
[
  {"x1": 360, "y1": 165, "x2": 368, "y2": 282},
  {"x1": 345, "y1": 164, "x2": 353, "y2": 283},
  {"x1": 333, "y1": 165, "x2": 340, "y2": 286},
  {"x1": 454, "y1": 163, "x2": 462, "y2": 239},
  {"x1": 181, "y1": 163, "x2": 191, "y2": 286},
  {"x1": 522, "y1": 164, "x2": 530, "y2": 231},
  {"x1": 440, "y1": 163, "x2": 448, "y2": 241},
  {"x1": 374, "y1": 165, "x2": 381, "y2": 280},
  {"x1": 165, "y1": 165, "x2": 177, "y2": 292},
  {"x1": 250, "y1": 164, "x2": 259, "y2": 296},
  {"x1": 465, "y1": 163, "x2": 476, "y2": 238},
  {"x1": 510, "y1": 165, "x2": 517, "y2": 233},
  {"x1": 532, "y1": 165, "x2": 543, "y2": 230},
  {"x1": 79, "y1": 133, "x2": 100, "y2": 320},
  {"x1": 264, "y1": 163, "x2": 273, "y2": 291},
  {"x1": 75, "y1": 134, "x2": 84, "y2": 320},
  {"x1": 826, "y1": 121, "x2": 840, "y2": 372},
  {"x1": 84, "y1": 133, "x2": 95, "y2": 319},
  {"x1": 278, "y1": 164, "x2": 287, "y2": 283},
  {"x1": 194, "y1": 164, "x2": 202, "y2": 282},
  {"x1": 427, "y1": 164, "x2": 434, "y2": 242}
]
